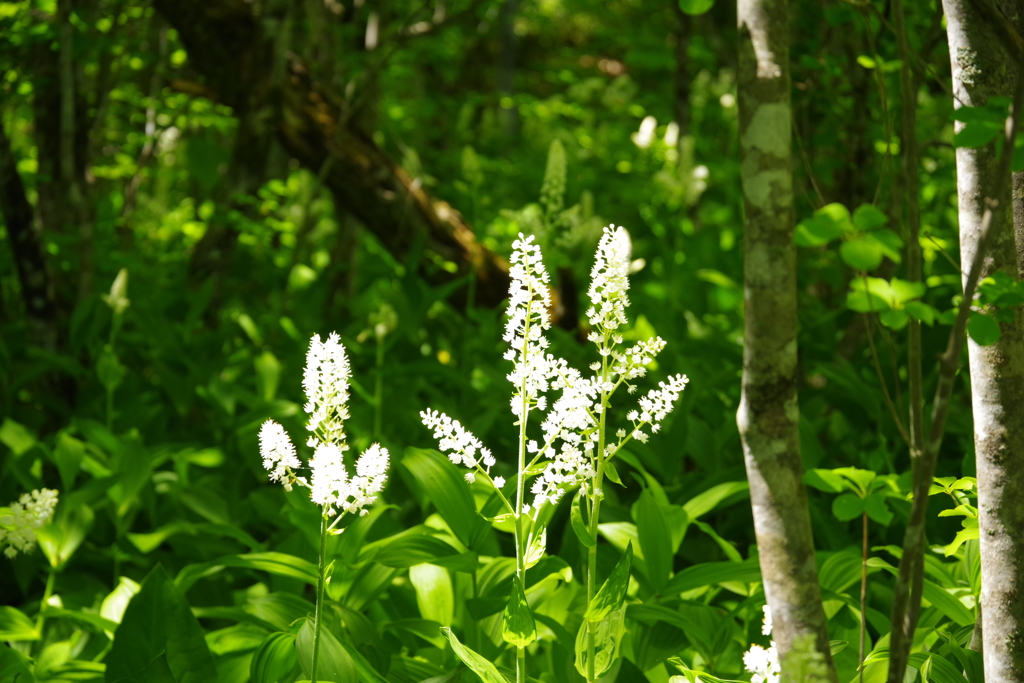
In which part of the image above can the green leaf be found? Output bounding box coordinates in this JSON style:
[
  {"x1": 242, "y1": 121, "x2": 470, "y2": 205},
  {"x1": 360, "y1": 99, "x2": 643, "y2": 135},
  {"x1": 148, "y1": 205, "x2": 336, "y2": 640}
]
[
  {"x1": 333, "y1": 636, "x2": 392, "y2": 683},
  {"x1": 795, "y1": 203, "x2": 851, "y2": 246},
  {"x1": 0, "y1": 418, "x2": 36, "y2": 456},
  {"x1": 682, "y1": 481, "x2": 749, "y2": 519},
  {"x1": 944, "y1": 526, "x2": 980, "y2": 557},
  {"x1": 110, "y1": 652, "x2": 177, "y2": 683},
  {"x1": 905, "y1": 301, "x2": 937, "y2": 326},
  {"x1": 832, "y1": 493, "x2": 864, "y2": 521},
  {"x1": 846, "y1": 290, "x2": 891, "y2": 313},
  {"x1": 250, "y1": 632, "x2": 298, "y2": 683},
  {"x1": 863, "y1": 493, "x2": 894, "y2": 525},
  {"x1": 678, "y1": 0, "x2": 713, "y2": 15},
  {"x1": 571, "y1": 490, "x2": 596, "y2": 547},
  {"x1": 37, "y1": 503, "x2": 94, "y2": 569},
  {"x1": 402, "y1": 448, "x2": 490, "y2": 549},
  {"x1": 574, "y1": 605, "x2": 626, "y2": 680},
  {"x1": 441, "y1": 627, "x2": 507, "y2": 683},
  {"x1": 175, "y1": 552, "x2": 318, "y2": 591},
  {"x1": 409, "y1": 563, "x2": 454, "y2": 627},
  {"x1": 664, "y1": 559, "x2": 761, "y2": 594},
  {"x1": 635, "y1": 489, "x2": 672, "y2": 592},
  {"x1": 105, "y1": 564, "x2": 218, "y2": 683},
  {"x1": 97, "y1": 345, "x2": 127, "y2": 391},
  {"x1": 585, "y1": 543, "x2": 633, "y2": 621},
  {"x1": 295, "y1": 617, "x2": 358, "y2": 683},
  {"x1": 0, "y1": 606, "x2": 41, "y2": 641},
  {"x1": 502, "y1": 575, "x2": 537, "y2": 648},
  {"x1": 879, "y1": 309, "x2": 909, "y2": 330},
  {"x1": 954, "y1": 121, "x2": 1001, "y2": 148},
  {"x1": 853, "y1": 204, "x2": 888, "y2": 232},
  {"x1": 804, "y1": 469, "x2": 848, "y2": 493},
  {"x1": 54, "y1": 432, "x2": 85, "y2": 491},
  {"x1": 841, "y1": 237, "x2": 884, "y2": 271},
  {"x1": 371, "y1": 534, "x2": 460, "y2": 568},
  {"x1": 968, "y1": 311, "x2": 1001, "y2": 346},
  {"x1": 830, "y1": 641, "x2": 849, "y2": 655}
]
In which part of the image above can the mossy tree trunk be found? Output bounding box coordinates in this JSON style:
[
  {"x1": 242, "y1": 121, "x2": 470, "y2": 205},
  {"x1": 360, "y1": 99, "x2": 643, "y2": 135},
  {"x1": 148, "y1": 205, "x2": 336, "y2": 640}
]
[{"x1": 735, "y1": 0, "x2": 836, "y2": 678}]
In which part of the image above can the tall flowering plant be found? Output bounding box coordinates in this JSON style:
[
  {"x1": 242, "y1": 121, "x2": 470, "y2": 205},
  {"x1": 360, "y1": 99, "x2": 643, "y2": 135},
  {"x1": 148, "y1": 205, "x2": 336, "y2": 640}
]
[
  {"x1": 420, "y1": 226, "x2": 688, "y2": 683},
  {"x1": 260, "y1": 333, "x2": 389, "y2": 683}
]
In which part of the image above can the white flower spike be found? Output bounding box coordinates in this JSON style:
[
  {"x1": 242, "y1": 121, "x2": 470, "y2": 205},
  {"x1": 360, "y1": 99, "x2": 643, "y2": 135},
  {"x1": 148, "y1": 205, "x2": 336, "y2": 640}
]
[{"x1": 0, "y1": 488, "x2": 58, "y2": 559}]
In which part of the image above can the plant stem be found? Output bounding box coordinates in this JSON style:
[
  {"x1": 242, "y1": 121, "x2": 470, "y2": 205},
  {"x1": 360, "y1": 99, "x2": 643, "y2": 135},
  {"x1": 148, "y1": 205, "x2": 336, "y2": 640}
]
[
  {"x1": 514, "y1": 296, "x2": 531, "y2": 683},
  {"x1": 311, "y1": 512, "x2": 328, "y2": 683},
  {"x1": 35, "y1": 566, "x2": 57, "y2": 638},
  {"x1": 373, "y1": 336, "x2": 385, "y2": 438},
  {"x1": 586, "y1": 353, "x2": 610, "y2": 683},
  {"x1": 860, "y1": 511, "x2": 868, "y2": 683}
]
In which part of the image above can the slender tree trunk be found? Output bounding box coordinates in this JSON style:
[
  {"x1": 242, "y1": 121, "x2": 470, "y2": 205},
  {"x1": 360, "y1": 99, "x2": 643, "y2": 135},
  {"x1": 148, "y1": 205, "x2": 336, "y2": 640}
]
[
  {"x1": 944, "y1": 1, "x2": 1024, "y2": 680},
  {"x1": 735, "y1": 0, "x2": 836, "y2": 678}
]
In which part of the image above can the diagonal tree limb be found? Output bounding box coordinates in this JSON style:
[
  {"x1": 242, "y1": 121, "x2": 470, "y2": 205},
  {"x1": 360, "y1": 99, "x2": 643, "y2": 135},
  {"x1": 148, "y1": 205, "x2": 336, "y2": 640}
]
[{"x1": 152, "y1": 0, "x2": 511, "y2": 308}]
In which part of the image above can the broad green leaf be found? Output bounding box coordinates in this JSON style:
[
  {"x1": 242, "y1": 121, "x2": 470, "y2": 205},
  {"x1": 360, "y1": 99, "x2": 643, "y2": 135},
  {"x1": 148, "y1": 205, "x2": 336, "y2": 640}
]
[
  {"x1": 664, "y1": 560, "x2": 761, "y2": 595},
  {"x1": 0, "y1": 418, "x2": 36, "y2": 456},
  {"x1": 841, "y1": 237, "x2": 884, "y2": 271},
  {"x1": 682, "y1": 481, "x2": 748, "y2": 519},
  {"x1": 678, "y1": 0, "x2": 713, "y2": 15},
  {"x1": 863, "y1": 493, "x2": 894, "y2": 525},
  {"x1": 106, "y1": 564, "x2": 218, "y2": 683},
  {"x1": 409, "y1": 563, "x2": 454, "y2": 627},
  {"x1": 879, "y1": 309, "x2": 909, "y2": 330},
  {"x1": 693, "y1": 521, "x2": 742, "y2": 562},
  {"x1": 38, "y1": 503, "x2": 94, "y2": 569},
  {"x1": 944, "y1": 526, "x2": 980, "y2": 557},
  {"x1": 635, "y1": 489, "x2": 672, "y2": 592},
  {"x1": 243, "y1": 593, "x2": 314, "y2": 632},
  {"x1": 905, "y1": 301, "x2": 937, "y2": 326},
  {"x1": 250, "y1": 632, "x2": 298, "y2": 683},
  {"x1": 804, "y1": 469, "x2": 847, "y2": 493},
  {"x1": 54, "y1": 432, "x2": 85, "y2": 491},
  {"x1": 795, "y1": 203, "x2": 850, "y2": 247},
  {"x1": 110, "y1": 653, "x2": 177, "y2": 683},
  {"x1": 371, "y1": 534, "x2": 460, "y2": 568},
  {"x1": 0, "y1": 606, "x2": 40, "y2": 641},
  {"x1": 295, "y1": 617, "x2": 358, "y2": 683},
  {"x1": 402, "y1": 448, "x2": 490, "y2": 549},
  {"x1": 830, "y1": 641, "x2": 849, "y2": 655},
  {"x1": 968, "y1": 311, "x2": 1001, "y2": 346},
  {"x1": 502, "y1": 575, "x2": 537, "y2": 648},
  {"x1": 585, "y1": 543, "x2": 633, "y2": 622},
  {"x1": 441, "y1": 627, "x2": 507, "y2": 683},
  {"x1": 889, "y1": 278, "x2": 926, "y2": 303},
  {"x1": 176, "y1": 552, "x2": 318, "y2": 591},
  {"x1": 96, "y1": 345, "x2": 127, "y2": 391},
  {"x1": 872, "y1": 230, "x2": 904, "y2": 262},
  {"x1": 333, "y1": 636, "x2": 392, "y2": 683},
  {"x1": 574, "y1": 605, "x2": 626, "y2": 680},
  {"x1": 101, "y1": 576, "x2": 141, "y2": 630},
  {"x1": 846, "y1": 290, "x2": 890, "y2": 313},
  {"x1": 524, "y1": 527, "x2": 546, "y2": 569},
  {"x1": 910, "y1": 652, "x2": 970, "y2": 683},
  {"x1": 853, "y1": 204, "x2": 888, "y2": 232},
  {"x1": 831, "y1": 493, "x2": 864, "y2": 521},
  {"x1": 954, "y1": 121, "x2": 1000, "y2": 148},
  {"x1": 571, "y1": 490, "x2": 596, "y2": 547}
]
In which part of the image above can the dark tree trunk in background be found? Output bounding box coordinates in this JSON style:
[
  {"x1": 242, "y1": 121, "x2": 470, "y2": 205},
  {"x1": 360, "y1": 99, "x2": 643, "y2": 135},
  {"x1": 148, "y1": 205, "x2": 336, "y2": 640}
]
[
  {"x1": 0, "y1": 122, "x2": 59, "y2": 351},
  {"x1": 735, "y1": 0, "x2": 837, "y2": 678},
  {"x1": 154, "y1": 0, "x2": 511, "y2": 309},
  {"x1": 944, "y1": 0, "x2": 1024, "y2": 679}
]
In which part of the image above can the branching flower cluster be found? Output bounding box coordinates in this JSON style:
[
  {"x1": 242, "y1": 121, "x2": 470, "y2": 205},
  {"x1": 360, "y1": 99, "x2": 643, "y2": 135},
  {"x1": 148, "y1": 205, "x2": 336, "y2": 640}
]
[
  {"x1": 260, "y1": 333, "x2": 389, "y2": 518},
  {"x1": 421, "y1": 225, "x2": 688, "y2": 514},
  {"x1": 743, "y1": 605, "x2": 780, "y2": 683},
  {"x1": 0, "y1": 488, "x2": 59, "y2": 559}
]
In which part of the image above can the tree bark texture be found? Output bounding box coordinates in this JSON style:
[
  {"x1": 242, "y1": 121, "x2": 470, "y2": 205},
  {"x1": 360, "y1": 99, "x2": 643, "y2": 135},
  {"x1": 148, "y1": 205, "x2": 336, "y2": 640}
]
[
  {"x1": 735, "y1": 0, "x2": 836, "y2": 678},
  {"x1": 152, "y1": 0, "x2": 510, "y2": 309},
  {"x1": 945, "y1": 1, "x2": 1024, "y2": 679}
]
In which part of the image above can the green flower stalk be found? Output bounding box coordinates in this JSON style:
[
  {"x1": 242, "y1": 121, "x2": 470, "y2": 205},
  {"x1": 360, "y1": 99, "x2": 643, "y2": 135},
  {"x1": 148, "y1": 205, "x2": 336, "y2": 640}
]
[{"x1": 260, "y1": 332, "x2": 389, "y2": 683}]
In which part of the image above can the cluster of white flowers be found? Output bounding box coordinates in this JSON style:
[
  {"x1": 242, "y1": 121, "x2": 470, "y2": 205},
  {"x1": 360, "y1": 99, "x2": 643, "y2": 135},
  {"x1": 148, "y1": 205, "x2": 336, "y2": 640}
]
[
  {"x1": 303, "y1": 333, "x2": 352, "y2": 450},
  {"x1": 259, "y1": 420, "x2": 303, "y2": 490},
  {"x1": 586, "y1": 226, "x2": 632, "y2": 335},
  {"x1": 310, "y1": 442, "x2": 390, "y2": 516},
  {"x1": 743, "y1": 605, "x2": 780, "y2": 683},
  {"x1": 420, "y1": 224, "x2": 689, "y2": 512},
  {"x1": 260, "y1": 333, "x2": 389, "y2": 517},
  {"x1": 503, "y1": 233, "x2": 558, "y2": 418},
  {"x1": 0, "y1": 488, "x2": 58, "y2": 559}
]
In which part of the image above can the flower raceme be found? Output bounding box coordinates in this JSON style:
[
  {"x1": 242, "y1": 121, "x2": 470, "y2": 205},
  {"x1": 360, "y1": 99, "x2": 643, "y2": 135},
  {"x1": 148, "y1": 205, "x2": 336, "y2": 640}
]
[
  {"x1": 0, "y1": 488, "x2": 59, "y2": 559},
  {"x1": 743, "y1": 605, "x2": 780, "y2": 683},
  {"x1": 421, "y1": 225, "x2": 688, "y2": 512},
  {"x1": 260, "y1": 333, "x2": 389, "y2": 518}
]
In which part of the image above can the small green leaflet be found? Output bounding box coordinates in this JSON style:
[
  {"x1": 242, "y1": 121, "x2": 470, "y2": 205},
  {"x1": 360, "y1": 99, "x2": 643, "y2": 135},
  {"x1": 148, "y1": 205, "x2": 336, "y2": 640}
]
[
  {"x1": 584, "y1": 542, "x2": 633, "y2": 622},
  {"x1": 441, "y1": 627, "x2": 507, "y2": 683},
  {"x1": 502, "y1": 575, "x2": 537, "y2": 648}
]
